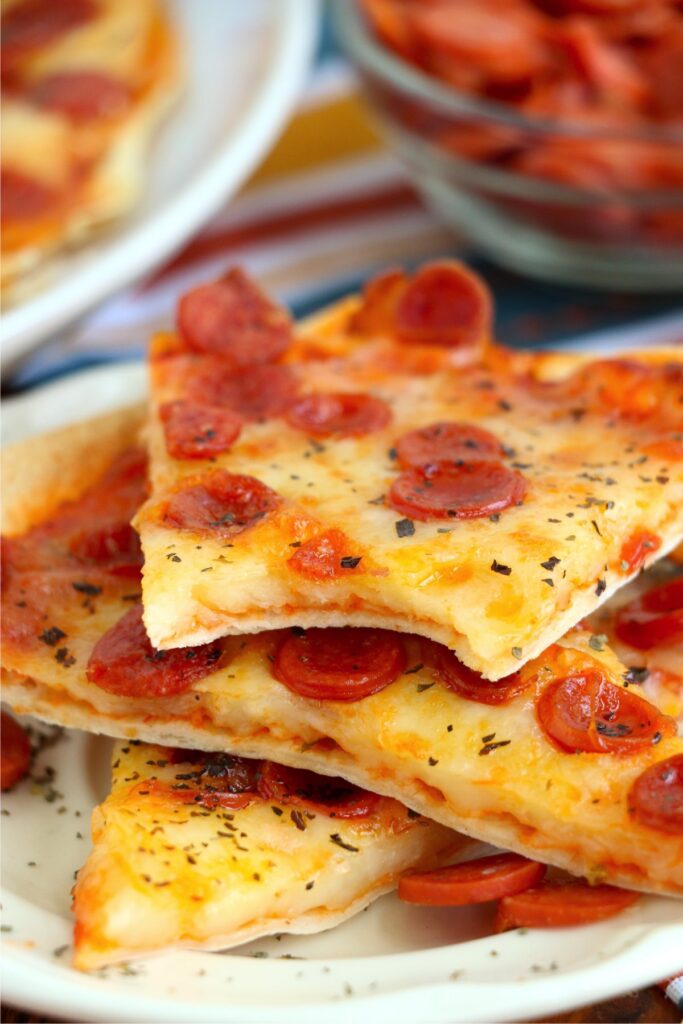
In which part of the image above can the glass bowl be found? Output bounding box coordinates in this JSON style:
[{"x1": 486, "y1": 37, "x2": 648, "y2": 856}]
[{"x1": 335, "y1": 0, "x2": 683, "y2": 291}]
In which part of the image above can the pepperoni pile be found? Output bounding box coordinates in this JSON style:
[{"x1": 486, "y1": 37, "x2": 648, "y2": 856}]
[
  {"x1": 151, "y1": 747, "x2": 381, "y2": 819},
  {"x1": 398, "y1": 851, "x2": 640, "y2": 929},
  {"x1": 361, "y1": 0, "x2": 683, "y2": 245}
]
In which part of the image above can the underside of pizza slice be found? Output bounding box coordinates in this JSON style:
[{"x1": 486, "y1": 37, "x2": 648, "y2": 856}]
[
  {"x1": 3, "y1": 409, "x2": 682, "y2": 900},
  {"x1": 135, "y1": 263, "x2": 683, "y2": 679},
  {"x1": 72, "y1": 741, "x2": 459, "y2": 970}
]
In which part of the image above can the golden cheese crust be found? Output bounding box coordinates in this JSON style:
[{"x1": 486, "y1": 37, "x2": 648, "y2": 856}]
[
  {"x1": 72, "y1": 742, "x2": 459, "y2": 970},
  {"x1": 1, "y1": 0, "x2": 180, "y2": 302},
  {"x1": 136, "y1": 289, "x2": 683, "y2": 680}
]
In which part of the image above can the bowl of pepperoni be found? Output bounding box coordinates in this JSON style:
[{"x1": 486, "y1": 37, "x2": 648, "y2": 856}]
[{"x1": 336, "y1": 0, "x2": 683, "y2": 290}]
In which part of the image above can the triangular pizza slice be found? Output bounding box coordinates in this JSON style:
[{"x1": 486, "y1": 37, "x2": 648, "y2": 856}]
[
  {"x1": 72, "y1": 740, "x2": 459, "y2": 970},
  {"x1": 135, "y1": 263, "x2": 683, "y2": 679},
  {"x1": 3, "y1": 410, "x2": 682, "y2": 898}
]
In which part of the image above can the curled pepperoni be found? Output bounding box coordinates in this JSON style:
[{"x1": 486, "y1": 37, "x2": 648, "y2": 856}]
[
  {"x1": 86, "y1": 605, "x2": 223, "y2": 698},
  {"x1": 177, "y1": 268, "x2": 292, "y2": 365},
  {"x1": 388, "y1": 461, "x2": 526, "y2": 522},
  {"x1": 1, "y1": 0, "x2": 95, "y2": 61},
  {"x1": 395, "y1": 422, "x2": 504, "y2": 469},
  {"x1": 1, "y1": 711, "x2": 31, "y2": 791},
  {"x1": 431, "y1": 644, "x2": 528, "y2": 705},
  {"x1": 1, "y1": 167, "x2": 61, "y2": 223},
  {"x1": 289, "y1": 529, "x2": 363, "y2": 581},
  {"x1": 157, "y1": 752, "x2": 259, "y2": 811},
  {"x1": 161, "y1": 470, "x2": 280, "y2": 536},
  {"x1": 495, "y1": 880, "x2": 639, "y2": 932},
  {"x1": 399, "y1": 853, "x2": 546, "y2": 907},
  {"x1": 286, "y1": 392, "x2": 392, "y2": 438},
  {"x1": 160, "y1": 400, "x2": 242, "y2": 460},
  {"x1": 394, "y1": 262, "x2": 492, "y2": 351},
  {"x1": 536, "y1": 670, "x2": 674, "y2": 755},
  {"x1": 619, "y1": 530, "x2": 661, "y2": 574},
  {"x1": 257, "y1": 761, "x2": 380, "y2": 818},
  {"x1": 273, "y1": 627, "x2": 407, "y2": 702},
  {"x1": 187, "y1": 361, "x2": 298, "y2": 422},
  {"x1": 614, "y1": 578, "x2": 683, "y2": 651},
  {"x1": 628, "y1": 754, "x2": 683, "y2": 835},
  {"x1": 28, "y1": 71, "x2": 131, "y2": 122}
]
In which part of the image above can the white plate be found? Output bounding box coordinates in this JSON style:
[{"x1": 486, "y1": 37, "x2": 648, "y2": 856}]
[
  {"x1": 1, "y1": 0, "x2": 317, "y2": 372},
  {"x1": 2, "y1": 363, "x2": 683, "y2": 1024}
]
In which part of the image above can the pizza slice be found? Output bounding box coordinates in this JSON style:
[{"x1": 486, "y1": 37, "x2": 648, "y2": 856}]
[
  {"x1": 135, "y1": 262, "x2": 683, "y2": 680},
  {"x1": 72, "y1": 740, "x2": 460, "y2": 970},
  {"x1": 3, "y1": 409, "x2": 682, "y2": 898},
  {"x1": 589, "y1": 559, "x2": 683, "y2": 720},
  {"x1": 1, "y1": 0, "x2": 179, "y2": 302}
]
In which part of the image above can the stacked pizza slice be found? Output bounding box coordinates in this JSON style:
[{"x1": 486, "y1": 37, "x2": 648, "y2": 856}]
[{"x1": 2, "y1": 260, "x2": 682, "y2": 971}]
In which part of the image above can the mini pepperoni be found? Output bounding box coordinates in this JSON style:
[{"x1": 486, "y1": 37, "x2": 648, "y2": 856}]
[
  {"x1": 1, "y1": 711, "x2": 31, "y2": 791},
  {"x1": 160, "y1": 400, "x2": 243, "y2": 460},
  {"x1": 399, "y1": 853, "x2": 547, "y2": 907},
  {"x1": 1, "y1": 167, "x2": 61, "y2": 223},
  {"x1": 536, "y1": 670, "x2": 674, "y2": 755},
  {"x1": 177, "y1": 268, "x2": 292, "y2": 365},
  {"x1": 394, "y1": 262, "x2": 492, "y2": 351},
  {"x1": 158, "y1": 752, "x2": 259, "y2": 811},
  {"x1": 69, "y1": 521, "x2": 142, "y2": 577},
  {"x1": 187, "y1": 361, "x2": 298, "y2": 422},
  {"x1": 495, "y1": 879, "x2": 639, "y2": 932},
  {"x1": 1, "y1": 0, "x2": 95, "y2": 60},
  {"x1": 614, "y1": 578, "x2": 683, "y2": 651},
  {"x1": 86, "y1": 605, "x2": 222, "y2": 698},
  {"x1": 286, "y1": 392, "x2": 392, "y2": 438},
  {"x1": 395, "y1": 422, "x2": 504, "y2": 469},
  {"x1": 257, "y1": 761, "x2": 380, "y2": 818},
  {"x1": 628, "y1": 754, "x2": 683, "y2": 835},
  {"x1": 388, "y1": 460, "x2": 526, "y2": 522},
  {"x1": 273, "y1": 627, "x2": 407, "y2": 702},
  {"x1": 619, "y1": 530, "x2": 661, "y2": 574},
  {"x1": 161, "y1": 470, "x2": 280, "y2": 536},
  {"x1": 289, "y1": 529, "x2": 363, "y2": 581},
  {"x1": 28, "y1": 71, "x2": 131, "y2": 122},
  {"x1": 431, "y1": 644, "x2": 528, "y2": 705}
]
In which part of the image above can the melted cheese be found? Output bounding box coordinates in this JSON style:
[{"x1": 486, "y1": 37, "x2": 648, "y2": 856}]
[
  {"x1": 72, "y1": 742, "x2": 458, "y2": 969},
  {"x1": 137, "y1": 317, "x2": 683, "y2": 680}
]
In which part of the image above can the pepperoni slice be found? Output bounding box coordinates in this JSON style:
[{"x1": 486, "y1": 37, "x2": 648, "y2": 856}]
[
  {"x1": 431, "y1": 644, "x2": 528, "y2": 705},
  {"x1": 28, "y1": 71, "x2": 131, "y2": 122},
  {"x1": 187, "y1": 361, "x2": 298, "y2": 422},
  {"x1": 286, "y1": 392, "x2": 392, "y2": 438},
  {"x1": 86, "y1": 605, "x2": 223, "y2": 698},
  {"x1": 388, "y1": 461, "x2": 526, "y2": 522},
  {"x1": 273, "y1": 627, "x2": 407, "y2": 702},
  {"x1": 1, "y1": 0, "x2": 95, "y2": 61},
  {"x1": 1, "y1": 711, "x2": 31, "y2": 791},
  {"x1": 1, "y1": 167, "x2": 61, "y2": 223},
  {"x1": 614, "y1": 578, "x2": 683, "y2": 651},
  {"x1": 536, "y1": 670, "x2": 674, "y2": 755},
  {"x1": 494, "y1": 880, "x2": 639, "y2": 932},
  {"x1": 157, "y1": 752, "x2": 259, "y2": 811},
  {"x1": 177, "y1": 269, "x2": 292, "y2": 365},
  {"x1": 619, "y1": 530, "x2": 661, "y2": 574},
  {"x1": 160, "y1": 400, "x2": 243, "y2": 460},
  {"x1": 394, "y1": 262, "x2": 492, "y2": 351},
  {"x1": 289, "y1": 529, "x2": 363, "y2": 581},
  {"x1": 69, "y1": 521, "x2": 142, "y2": 578},
  {"x1": 395, "y1": 422, "x2": 504, "y2": 469},
  {"x1": 628, "y1": 754, "x2": 683, "y2": 835},
  {"x1": 257, "y1": 761, "x2": 380, "y2": 818},
  {"x1": 398, "y1": 853, "x2": 547, "y2": 907},
  {"x1": 161, "y1": 470, "x2": 280, "y2": 536},
  {"x1": 349, "y1": 268, "x2": 407, "y2": 336},
  {"x1": 581, "y1": 360, "x2": 660, "y2": 419}
]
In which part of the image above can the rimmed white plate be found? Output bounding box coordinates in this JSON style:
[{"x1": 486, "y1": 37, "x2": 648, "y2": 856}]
[
  {"x1": 1, "y1": 0, "x2": 317, "y2": 372},
  {"x1": 2, "y1": 362, "x2": 683, "y2": 1023}
]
